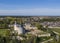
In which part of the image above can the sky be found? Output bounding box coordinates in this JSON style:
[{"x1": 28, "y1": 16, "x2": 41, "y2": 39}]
[{"x1": 0, "y1": 0, "x2": 60, "y2": 16}]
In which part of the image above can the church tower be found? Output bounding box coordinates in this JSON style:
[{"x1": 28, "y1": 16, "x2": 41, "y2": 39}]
[{"x1": 14, "y1": 21, "x2": 25, "y2": 34}]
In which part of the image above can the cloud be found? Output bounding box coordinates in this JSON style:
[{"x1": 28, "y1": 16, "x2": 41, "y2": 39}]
[{"x1": 0, "y1": 8, "x2": 60, "y2": 16}]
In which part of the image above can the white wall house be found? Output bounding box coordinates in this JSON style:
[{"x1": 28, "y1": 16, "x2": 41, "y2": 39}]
[
  {"x1": 14, "y1": 21, "x2": 25, "y2": 35},
  {"x1": 24, "y1": 23, "x2": 37, "y2": 30}
]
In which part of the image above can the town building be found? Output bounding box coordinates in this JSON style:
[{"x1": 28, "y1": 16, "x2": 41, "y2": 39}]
[
  {"x1": 14, "y1": 21, "x2": 25, "y2": 34},
  {"x1": 24, "y1": 23, "x2": 37, "y2": 30}
]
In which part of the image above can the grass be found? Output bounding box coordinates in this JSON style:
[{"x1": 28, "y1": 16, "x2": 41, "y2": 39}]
[
  {"x1": 0, "y1": 29, "x2": 10, "y2": 36},
  {"x1": 49, "y1": 28, "x2": 60, "y2": 43},
  {"x1": 50, "y1": 28, "x2": 60, "y2": 34}
]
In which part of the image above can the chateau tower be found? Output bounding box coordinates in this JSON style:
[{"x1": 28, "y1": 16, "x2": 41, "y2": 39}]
[{"x1": 14, "y1": 21, "x2": 24, "y2": 34}]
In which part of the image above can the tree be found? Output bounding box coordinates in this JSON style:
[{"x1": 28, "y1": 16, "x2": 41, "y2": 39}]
[{"x1": 36, "y1": 23, "x2": 43, "y2": 30}]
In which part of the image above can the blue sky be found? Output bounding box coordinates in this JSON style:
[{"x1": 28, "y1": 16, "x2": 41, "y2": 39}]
[{"x1": 0, "y1": 0, "x2": 60, "y2": 16}]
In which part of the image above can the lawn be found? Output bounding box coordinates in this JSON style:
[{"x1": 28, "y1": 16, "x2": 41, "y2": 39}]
[
  {"x1": 0, "y1": 29, "x2": 10, "y2": 36},
  {"x1": 50, "y1": 28, "x2": 60, "y2": 34}
]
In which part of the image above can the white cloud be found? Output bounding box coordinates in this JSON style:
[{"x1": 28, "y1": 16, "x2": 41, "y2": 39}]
[{"x1": 0, "y1": 8, "x2": 60, "y2": 15}]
